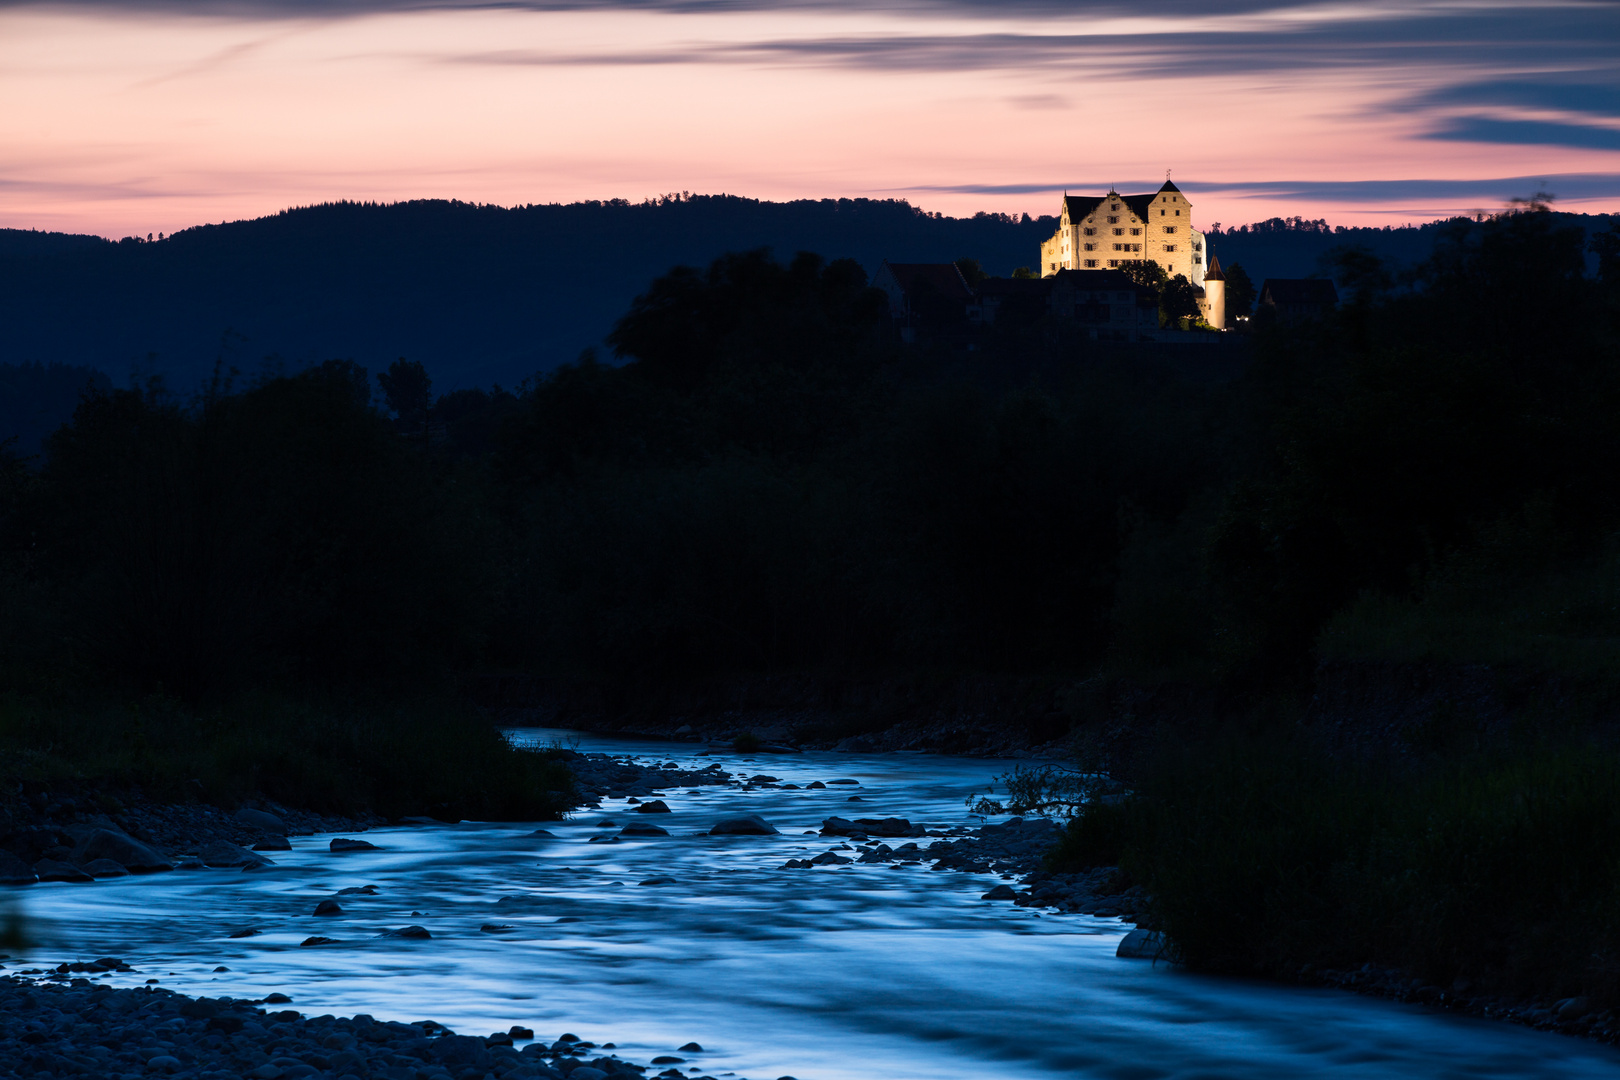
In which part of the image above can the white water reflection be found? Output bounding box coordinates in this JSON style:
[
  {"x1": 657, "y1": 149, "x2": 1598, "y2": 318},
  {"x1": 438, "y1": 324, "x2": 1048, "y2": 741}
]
[{"x1": 13, "y1": 729, "x2": 1620, "y2": 1079}]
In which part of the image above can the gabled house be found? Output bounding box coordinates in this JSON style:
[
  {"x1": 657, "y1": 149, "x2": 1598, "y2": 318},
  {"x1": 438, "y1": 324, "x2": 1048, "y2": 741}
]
[{"x1": 871, "y1": 261, "x2": 975, "y2": 342}]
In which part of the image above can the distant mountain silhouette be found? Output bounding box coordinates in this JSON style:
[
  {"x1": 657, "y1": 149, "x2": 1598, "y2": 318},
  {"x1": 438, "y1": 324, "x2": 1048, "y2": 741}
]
[{"x1": 2, "y1": 196, "x2": 1612, "y2": 411}]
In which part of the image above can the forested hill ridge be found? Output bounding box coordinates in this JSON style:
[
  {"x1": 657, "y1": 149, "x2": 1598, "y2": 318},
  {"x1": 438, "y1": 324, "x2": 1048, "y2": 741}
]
[{"x1": 5, "y1": 195, "x2": 1610, "y2": 401}]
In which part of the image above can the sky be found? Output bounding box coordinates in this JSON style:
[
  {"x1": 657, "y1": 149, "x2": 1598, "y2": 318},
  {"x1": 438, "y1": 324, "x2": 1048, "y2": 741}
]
[{"x1": 2, "y1": 0, "x2": 1618, "y2": 238}]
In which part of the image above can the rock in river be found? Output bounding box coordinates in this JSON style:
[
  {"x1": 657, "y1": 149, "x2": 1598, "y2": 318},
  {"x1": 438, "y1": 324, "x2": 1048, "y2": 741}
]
[
  {"x1": 619, "y1": 821, "x2": 670, "y2": 837},
  {"x1": 821, "y1": 816, "x2": 923, "y2": 838},
  {"x1": 635, "y1": 800, "x2": 671, "y2": 814},
  {"x1": 76, "y1": 828, "x2": 173, "y2": 872},
  {"x1": 981, "y1": 884, "x2": 1019, "y2": 900},
  {"x1": 1116, "y1": 929, "x2": 1176, "y2": 961},
  {"x1": 200, "y1": 840, "x2": 274, "y2": 868},
  {"x1": 709, "y1": 815, "x2": 779, "y2": 836},
  {"x1": 34, "y1": 858, "x2": 92, "y2": 883},
  {"x1": 329, "y1": 837, "x2": 378, "y2": 853},
  {"x1": 83, "y1": 858, "x2": 130, "y2": 878},
  {"x1": 234, "y1": 807, "x2": 288, "y2": 834}
]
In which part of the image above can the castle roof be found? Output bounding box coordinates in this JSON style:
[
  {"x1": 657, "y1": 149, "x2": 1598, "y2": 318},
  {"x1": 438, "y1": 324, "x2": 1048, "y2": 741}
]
[
  {"x1": 1062, "y1": 183, "x2": 1180, "y2": 224},
  {"x1": 1205, "y1": 255, "x2": 1225, "y2": 281}
]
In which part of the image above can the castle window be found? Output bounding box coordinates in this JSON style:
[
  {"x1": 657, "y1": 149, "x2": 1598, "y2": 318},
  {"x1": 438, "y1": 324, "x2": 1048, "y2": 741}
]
[
  {"x1": 1111, "y1": 203, "x2": 1120, "y2": 210},
  {"x1": 1161, "y1": 210, "x2": 1166, "y2": 216},
  {"x1": 1175, "y1": 210, "x2": 1181, "y2": 216},
  {"x1": 1108, "y1": 259, "x2": 1120, "y2": 267},
  {"x1": 1164, "y1": 244, "x2": 1176, "y2": 252},
  {"x1": 1164, "y1": 226, "x2": 1176, "y2": 234},
  {"x1": 1107, "y1": 216, "x2": 1118, "y2": 224},
  {"x1": 1084, "y1": 259, "x2": 1098, "y2": 268},
  {"x1": 1083, "y1": 228, "x2": 1095, "y2": 235},
  {"x1": 1130, "y1": 228, "x2": 1141, "y2": 235},
  {"x1": 1113, "y1": 228, "x2": 1123, "y2": 236},
  {"x1": 1113, "y1": 243, "x2": 1122, "y2": 251},
  {"x1": 1084, "y1": 243, "x2": 1095, "y2": 251}
]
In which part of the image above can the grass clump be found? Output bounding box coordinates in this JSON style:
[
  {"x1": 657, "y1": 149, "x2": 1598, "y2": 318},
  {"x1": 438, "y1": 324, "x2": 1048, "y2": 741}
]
[
  {"x1": 0, "y1": 687, "x2": 575, "y2": 822},
  {"x1": 1049, "y1": 734, "x2": 1620, "y2": 1007}
]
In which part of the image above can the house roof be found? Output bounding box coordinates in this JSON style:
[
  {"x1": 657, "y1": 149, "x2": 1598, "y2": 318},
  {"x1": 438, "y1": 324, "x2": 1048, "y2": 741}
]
[
  {"x1": 880, "y1": 262, "x2": 974, "y2": 302},
  {"x1": 1205, "y1": 255, "x2": 1225, "y2": 282},
  {"x1": 1261, "y1": 278, "x2": 1339, "y2": 306}
]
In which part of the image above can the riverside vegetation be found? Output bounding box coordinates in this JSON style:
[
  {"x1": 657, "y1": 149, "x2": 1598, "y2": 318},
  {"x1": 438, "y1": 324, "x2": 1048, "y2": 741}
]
[{"x1": 3, "y1": 201, "x2": 1620, "y2": 1022}]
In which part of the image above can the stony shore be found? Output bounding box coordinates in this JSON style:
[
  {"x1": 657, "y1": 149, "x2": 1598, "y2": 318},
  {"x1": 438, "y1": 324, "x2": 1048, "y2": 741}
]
[
  {"x1": 0, "y1": 750, "x2": 732, "y2": 888},
  {"x1": 0, "y1": 976, "x2": 748, "y2": 1080}
]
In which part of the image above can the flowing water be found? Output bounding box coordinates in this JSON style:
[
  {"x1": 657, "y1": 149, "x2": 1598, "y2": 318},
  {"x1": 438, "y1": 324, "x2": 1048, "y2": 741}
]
[{"x1": 14, "y1": 729, "x2": 1620, "y2": 1079}]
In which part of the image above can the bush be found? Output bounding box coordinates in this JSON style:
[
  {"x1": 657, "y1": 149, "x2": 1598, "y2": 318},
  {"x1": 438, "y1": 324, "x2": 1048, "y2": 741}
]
[{"x1": 1051, "y1": 733, "x2": 1620, "y2": 1006}]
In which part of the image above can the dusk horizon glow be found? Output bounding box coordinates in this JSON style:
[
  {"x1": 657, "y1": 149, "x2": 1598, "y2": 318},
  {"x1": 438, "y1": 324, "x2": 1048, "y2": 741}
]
[{"x1": 3, "y1": 1, "x2": 1618, "y2": 239}]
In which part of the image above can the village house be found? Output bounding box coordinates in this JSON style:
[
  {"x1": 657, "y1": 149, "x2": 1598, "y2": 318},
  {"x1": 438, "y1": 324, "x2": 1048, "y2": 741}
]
[{"x1": 871, "y1": 261, "x2": 975, "y2": 342}]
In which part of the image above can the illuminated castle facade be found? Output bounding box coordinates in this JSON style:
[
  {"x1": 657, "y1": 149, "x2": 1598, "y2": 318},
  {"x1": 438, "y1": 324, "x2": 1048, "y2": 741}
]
[{"x1": 1039, "y1": 180, "x2": 1207, "y2": 288}]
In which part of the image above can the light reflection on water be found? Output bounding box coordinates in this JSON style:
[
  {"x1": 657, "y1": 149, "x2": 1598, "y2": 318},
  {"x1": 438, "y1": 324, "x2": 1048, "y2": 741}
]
[{"x1": 13, "y1": 729, "x2": 1620, "y2": 1079}]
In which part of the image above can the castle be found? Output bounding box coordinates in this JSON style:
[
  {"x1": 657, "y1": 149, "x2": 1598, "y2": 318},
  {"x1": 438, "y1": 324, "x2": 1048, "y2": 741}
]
[{"x1": 1039, "y1": 179, "x2": 1224, "y2": 328}]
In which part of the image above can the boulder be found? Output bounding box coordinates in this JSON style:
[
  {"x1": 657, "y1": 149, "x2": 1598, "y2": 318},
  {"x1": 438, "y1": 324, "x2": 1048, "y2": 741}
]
[
  {"x1": 83, "y1": 858, "x2": 130, "y2": 878},
  {"x1": 233, "y1": 808, "x2": 288, "y2": 834},
  {"x1": 981, "y1": 884, "x2": 1018, "y2": 901},
  {"x1": 1116, "y1": 929, "x2": 1177, "y2": 961},
  {"x1": 806, "y1": 781, "x2": 826, "y2": 789},
  {"x1": 253, "y1": 836, "x2": 292, "y2": 851},
  {"x1": 383, "y1": 925, "x2": 432, "y2": 939},
  {"x1": 820, "y1": 816, "x2": 923, "y2": 838},
  {"x1": 618, "y1": 822, "x2": 670, "y2": 837},
  {"x1": 34, "y1": 858, "x2": 92, "y2": 883},
  {"x1": 313, "y1": 899, "x2": 344, "y2": 916},
  {"x1": 0, "y1": 851, "x2": 38, "y2": 885},
  {"x1": 200, "y1": 840, "x2": 273, "y2": 868},
  {"x1": 635, "y1": 800, "x2": 671, "y2": 814},
  {"x1": 329, "y1": 838, "x2": 377, "y2": 853},
  {"x1": 709, "y1": 815, "x2": 778, "y2": 836},
  {"x1": 75, "y1": 829, "x2": 172, "y2": 872},
  {"x1": 429, "y1": 1034, "x2": 490, "y2": 1068},
  {"x1": 809, "y1": 851, "x2": 852, "y2": 865},
  {"x1": 300, "y1": 936, "x2": 339, "y2": 947}
]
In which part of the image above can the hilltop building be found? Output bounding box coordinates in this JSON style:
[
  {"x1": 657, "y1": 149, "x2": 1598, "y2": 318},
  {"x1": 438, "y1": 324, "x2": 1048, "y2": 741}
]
[
  {"x1": 1039, "y1": 179, "x2": 1223, "y2": 327},
  {"x1": 872, "y1": 261, "x2": 975, "y2": 342},
  {"x1": 1040, "y1": 181, "x2": 1207, "y2": 285}
]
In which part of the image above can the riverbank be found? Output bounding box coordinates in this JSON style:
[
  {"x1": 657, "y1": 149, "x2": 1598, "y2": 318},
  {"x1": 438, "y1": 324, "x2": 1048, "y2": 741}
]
[
  {"x1": 0, "y1": 976, "x2": 727, "y2": 1080},
  {"x1": 0, "y1": 744, "x2": 728, "y2": 888}
]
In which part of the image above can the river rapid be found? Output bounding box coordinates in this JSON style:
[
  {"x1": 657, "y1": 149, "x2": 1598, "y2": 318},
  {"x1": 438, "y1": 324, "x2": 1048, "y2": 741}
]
[{"x1": 13, "y1": 729, "x2": 1620, "y2": 1080}]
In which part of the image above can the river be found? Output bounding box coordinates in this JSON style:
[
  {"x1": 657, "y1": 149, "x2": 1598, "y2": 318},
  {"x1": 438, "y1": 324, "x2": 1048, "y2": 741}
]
[{"x1": 14, "y1": 729, "x2": 1620, "y2": 1079}]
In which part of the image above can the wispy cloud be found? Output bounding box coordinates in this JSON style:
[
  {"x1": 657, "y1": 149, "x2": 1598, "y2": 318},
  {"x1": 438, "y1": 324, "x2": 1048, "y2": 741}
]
[{"x1": 912, "y1": 174, "x2": 1620, "y2": 203}]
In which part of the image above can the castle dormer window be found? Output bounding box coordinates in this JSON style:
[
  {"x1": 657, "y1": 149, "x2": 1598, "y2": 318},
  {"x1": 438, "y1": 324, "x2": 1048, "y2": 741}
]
[{"x1": 1107, "y1": 216, "x2": 1118, "y2": 224}]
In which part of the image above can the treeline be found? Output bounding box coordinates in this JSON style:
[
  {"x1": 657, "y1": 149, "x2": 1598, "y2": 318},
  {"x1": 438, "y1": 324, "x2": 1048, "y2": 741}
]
[
  {"x1": 0, "y1": 196, "x2": 1057, "y2": 395},
  {"x1": 6, "y1": 210, "x2": 1619, "y2": 694},
  {"x1": 4, "y1": 206, "x2": 1620, "y2": 826}
]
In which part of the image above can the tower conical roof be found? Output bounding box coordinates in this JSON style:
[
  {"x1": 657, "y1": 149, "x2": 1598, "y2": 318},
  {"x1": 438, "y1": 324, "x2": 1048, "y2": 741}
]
[{"x1": 1205, "y1": 254, "x2": 1225, "y2": 281}]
